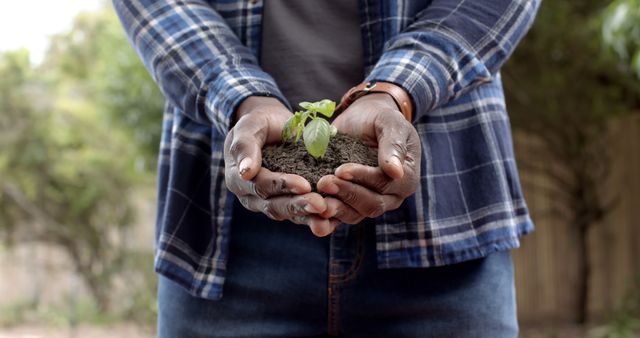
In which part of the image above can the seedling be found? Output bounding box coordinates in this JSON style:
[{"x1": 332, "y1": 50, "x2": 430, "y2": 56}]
[{"x1": 282, "y1": 99, "x2": 338, "y2": 159}]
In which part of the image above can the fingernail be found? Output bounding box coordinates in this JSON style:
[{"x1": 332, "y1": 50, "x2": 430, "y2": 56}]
[
  {"x1": 389, "y1": 156, "x2": 401, "y2": 169},
  {"x1": 291, "y1": 183, "x2": 310, "y2": 194},
  {"x1": 338, "y1": 171, "x2": 353, "y2": 180},
  {"x1": 239, "y1": 158, "x2": 252, "y2": 175},
  {"x1": 324, "y1": 182, "x2": 339, "y2": 195},
  {"x1": 321, "y1": 210, "x2": 335, "y2": 218},
  {"x1": 304, "y1": 204, "x2": 318, "y2": 213}
]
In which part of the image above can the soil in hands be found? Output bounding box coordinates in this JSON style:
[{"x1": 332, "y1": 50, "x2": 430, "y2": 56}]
[{"x1": 262, "y1": 132, "x2": 378, "y2": 190}]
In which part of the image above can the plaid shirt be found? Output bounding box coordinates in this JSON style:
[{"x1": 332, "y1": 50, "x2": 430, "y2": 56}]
[{"x1": 114, "y1": 0, "x2": 540, "y2": 300}]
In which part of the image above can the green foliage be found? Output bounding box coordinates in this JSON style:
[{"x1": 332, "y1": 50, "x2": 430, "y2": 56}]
[
  {"x1": 0, "y1": 298, "x2": 121, "y2": 329},
  {"x1": 299, "y1": 99, "x2": 336, "y2": 118},
  {"x1": 0, "y1": 5, "x2": 164, "y2": 326},
  {"x1": 0, "y1": 50, "x2": 33, "y2": 238},
  {"x1": 504, "y1": 0, "x2": 640, "y2": 132},
  {"x1": 589, "y1": 275, "x2": 640, "y2": 338},
  {"x1": 590, "y1": 315, "x2": 640, "y2": 338},
  {"x1": 0, "y1": 250, "x2": 158, "y2": 329},
  {"x1": 45, "y1": 8, "x2": 164, "y2": 169},
  {"x1": 0, "y1": 4, "x2": 164, "y2": 325},
  {"x1": 0, "y1": 9, "x2": 147, "y2": 313},
  {"x1": 0, "y1": 48, "x2": 136, "y2": 310},
  {"x1": 282, "y1": 99, "x2": 338, "y2": 158},
  {"x1": 503, "y1": 0, "x2": 640, "y2": 324},
  {"x1": 603, "y1": 0, "x2": 640, "y2": 77},
  {"x1": 0, "y1": 300, "x2": 35, "y2": 327},
  {"x1": 303, "y1": 118, "x2": 333, "y2": 158},
  {"x1": 114, "y1": 249, "x2": 158, "y2": 327}
]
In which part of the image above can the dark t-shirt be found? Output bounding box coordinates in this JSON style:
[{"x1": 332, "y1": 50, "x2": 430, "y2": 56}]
[{"x1": 260, "y1": 0, "x2": 364, "y2": 110}]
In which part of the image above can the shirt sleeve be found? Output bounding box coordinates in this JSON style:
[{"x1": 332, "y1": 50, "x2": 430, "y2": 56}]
[
  {"x1": 365, "y1": 0, "x2": 540, "y2": 119},
  {"x1": 112, "y1": 0, "x2": 288, "y2": 135}
]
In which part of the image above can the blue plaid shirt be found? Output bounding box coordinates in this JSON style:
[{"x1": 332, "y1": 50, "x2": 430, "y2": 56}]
[{"x1": 114, "y1": 0, "x2": 540, "y2": 300}]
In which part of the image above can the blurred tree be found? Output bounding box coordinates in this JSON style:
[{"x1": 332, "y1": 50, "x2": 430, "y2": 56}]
[
  {"x1": 503, "y1": 0, "x2": 640, "y2": 324},
  {"x1": 45, "y1": 7, "x2": 164, "y2": 170},
  {"x1": 0, "y1": 49, "x2": 34, "y2": 239},
  {"x1": 603, "y1": 0, "x2": 640, "y2": 77},
  {"x1": 1, "y1": 4, "x2": 163, "y2": 318},
  {"x1": 0, "y1": 48, "x2": 135, "y2": 311}
]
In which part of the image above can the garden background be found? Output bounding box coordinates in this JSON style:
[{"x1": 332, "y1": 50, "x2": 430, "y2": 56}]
[{"x1": 1, "y1": 0, "x2": 639, "y2": 337}]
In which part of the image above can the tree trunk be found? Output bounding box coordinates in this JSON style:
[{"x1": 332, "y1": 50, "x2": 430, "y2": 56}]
[
  {"x1": 575, "y1": 222, "x2": 590, "y2": 324},
  {"x1": 86, "y1": 273, "x2": 112, "y2": 312}
]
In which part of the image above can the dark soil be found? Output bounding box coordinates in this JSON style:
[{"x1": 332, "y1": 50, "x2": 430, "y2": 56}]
[{"x1": 262, "y1": 132, "x2": 378, "y2": 189}]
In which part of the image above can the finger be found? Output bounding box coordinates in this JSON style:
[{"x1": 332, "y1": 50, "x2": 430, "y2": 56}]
[
  {"x1": 228, "y1": 128, "x2": 263, "y2": 180},
  {"x1": 317, "y1": 176, "x2": 401, "y2": 218},
  {"x1": 238, "y1": 193, "x2": 327, "y2": 221},
  {"x1": 235, "y1": 168, "x2": 311, "y2": 198},
  {"x1": 376, "y1": 116, "x2": 411, "y2": 180},
  {"x1": 308, "y1": 216, "x2": 339, "y2": 237},
  {"x1": 335, "y1": 163, "x2": 393, "y2": 194},
  {"x1": 321, "y1": 197, "x2": 364, "y2": 225},
  {"x1": 289, "y1": 214, "x2": 338, "y2": 237}
]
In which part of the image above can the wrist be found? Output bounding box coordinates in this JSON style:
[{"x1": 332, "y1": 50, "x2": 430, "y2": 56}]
[
  {"x1": 336, "y1": 81, "x2": 413, "y2": 122},
  {"x1": 234, "y1": 96, "x2": 290, "y2": 124},
  {"x1": 352, "y1": 93, "x2": 398, "y2": 111}
]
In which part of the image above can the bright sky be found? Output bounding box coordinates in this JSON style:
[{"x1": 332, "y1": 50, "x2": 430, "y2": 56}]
[{"x1": 0, "y1": 0, "x2": 103, "y2": 64}]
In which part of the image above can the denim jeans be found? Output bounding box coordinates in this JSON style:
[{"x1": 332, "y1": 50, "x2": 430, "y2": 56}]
[{"x1": 157, "y1": 200, "x2": 518, "y2": 338}]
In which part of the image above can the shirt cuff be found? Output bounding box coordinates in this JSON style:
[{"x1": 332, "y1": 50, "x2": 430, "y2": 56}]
[
  {"x1": 205, "y1": 65, "x2": 289, "y2": 135},
  {"x1": 365, "y1": 32, "x2": 493, "y2": 119}
]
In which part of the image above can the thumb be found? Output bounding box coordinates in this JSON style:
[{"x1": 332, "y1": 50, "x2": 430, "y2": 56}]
[
  {"x1": 377, "y1": 120, "x2": 410, "y2": 180},
  {"x1": 238, "y1": 155, "x2": 260, "y2": 180},
  {"x1": 229, "y1": 130, "x2": 263, "y2": 181}
]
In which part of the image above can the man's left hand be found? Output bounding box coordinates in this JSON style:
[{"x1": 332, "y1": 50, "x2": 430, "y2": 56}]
[{"x1": 317, "y1": 93, "x2": 421, "y2": 224}]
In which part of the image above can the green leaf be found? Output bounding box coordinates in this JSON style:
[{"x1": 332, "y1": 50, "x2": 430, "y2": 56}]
[
  {"x1": 282, "y1": 112, "x2": 306, "y2": 142},
  {"x1": 315, "y1": 99, "x2": 336, "y2": 118},
  {"x1": 294, "y1": 123, "x2": 303, "y2": 142},
  {"x1": 299, "y1": 102, "x2": 313, "y2": 110},
  {"x1": 303, "y1": 118, "x2": 331, "y2": 158},
  {"x1": 294, "y1": 111, "x2": 308, "y2": 143},
  {"x1": 281, "y1": 115, "x2": 297, "y2": 141},
  {"x1": 299, "y1": 111, "x2": 310, "y2": 125}
]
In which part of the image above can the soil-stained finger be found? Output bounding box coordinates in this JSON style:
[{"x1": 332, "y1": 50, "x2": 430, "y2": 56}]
[
  {"x1": 237, "y1": 193, "x2": 327, "y2": 221},
  {"x1": 317, "y1": 176, "x2": 400, "y2": 218},
  {"x1": 321, "y1": 197, "x2": 364, "y2": 225},
  {"x1": 335, "y1": 163, "x2": 395, "y2": 194},
  {"x1": 307, "y1": 216, "x2": 338, "y2": 237},
  {"x1": 236, "y1": 168, "x2": 311, "y2": 198}
]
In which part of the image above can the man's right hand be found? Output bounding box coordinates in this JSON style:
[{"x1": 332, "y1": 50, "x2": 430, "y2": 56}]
[{"x1": 224, "y1": 96, "x2": 335, "y2": 237}]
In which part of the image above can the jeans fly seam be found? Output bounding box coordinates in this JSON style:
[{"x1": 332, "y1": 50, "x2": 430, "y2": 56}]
[
  {"x1": 327, "y1": 284, "x2": 341, "y2": 336},
  {"x1": 328, "y1": 224, "x2": 366, "y2": 283}
]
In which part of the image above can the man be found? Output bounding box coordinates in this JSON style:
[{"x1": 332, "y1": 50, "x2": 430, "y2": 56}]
[{"x1": 114, "y1": 0, "x2": 539, "y2": 337}]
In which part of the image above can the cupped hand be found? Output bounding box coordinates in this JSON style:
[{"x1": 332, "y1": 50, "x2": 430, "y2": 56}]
[
  {"x1": 317, "y1": 93, "x2": 421, "y2": 224},
  {"x1": 224, "y1": 96, "x2": 336, "y2": 237}
]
